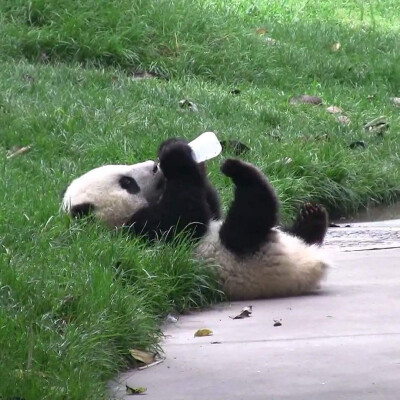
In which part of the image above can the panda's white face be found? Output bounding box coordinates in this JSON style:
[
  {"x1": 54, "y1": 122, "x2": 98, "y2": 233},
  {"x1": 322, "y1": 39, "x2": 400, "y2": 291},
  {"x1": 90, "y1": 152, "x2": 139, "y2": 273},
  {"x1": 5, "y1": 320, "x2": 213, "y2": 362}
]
[{"x1": 62, "y1": 160, "x2": 165, "y2": 228}]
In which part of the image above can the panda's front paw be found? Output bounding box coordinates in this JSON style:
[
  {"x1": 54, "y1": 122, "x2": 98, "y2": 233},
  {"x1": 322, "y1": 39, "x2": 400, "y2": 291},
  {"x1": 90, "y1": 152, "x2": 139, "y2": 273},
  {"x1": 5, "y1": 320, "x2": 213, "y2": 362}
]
[{"x1": 158, "y1": 141, "x2": 197, "y2": 179}]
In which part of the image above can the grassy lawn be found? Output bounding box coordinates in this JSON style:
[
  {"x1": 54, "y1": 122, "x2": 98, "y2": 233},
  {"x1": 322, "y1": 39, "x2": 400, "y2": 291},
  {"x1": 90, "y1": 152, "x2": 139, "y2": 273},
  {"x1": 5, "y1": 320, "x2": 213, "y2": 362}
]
[{"x1": 1, "y1": 0, "x2": 400, "y2": 398}]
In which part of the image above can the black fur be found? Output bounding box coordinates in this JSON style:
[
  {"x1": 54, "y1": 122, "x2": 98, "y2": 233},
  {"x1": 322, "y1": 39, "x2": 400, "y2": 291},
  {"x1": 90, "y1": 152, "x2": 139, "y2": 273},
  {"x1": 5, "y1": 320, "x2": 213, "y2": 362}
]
[
  {"x1": 283, "y1": 203, "x2": 328, "y2": 245},
  {"x1": 119, "y1": 175, "x2": 140, "y2": 194},
  {"x1": 70, "y1": 202, "x2": 95, "y2": 218},
  {"x1": 219, "y1": 159, "x2": 279, "y2": 256},
  {"x1": 125, "y1": 140, "x2": 211, "y2": 242},
  {"x1": 157, "y1": 137, "x2": 221, "y2": 220}
]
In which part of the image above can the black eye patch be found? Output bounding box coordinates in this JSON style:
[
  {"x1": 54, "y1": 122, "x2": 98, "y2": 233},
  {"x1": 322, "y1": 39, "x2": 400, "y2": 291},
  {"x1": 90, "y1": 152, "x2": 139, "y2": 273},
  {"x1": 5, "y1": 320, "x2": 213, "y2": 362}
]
[{"x1": 119, "y1": 176, "x2": 140, "y2": 194}]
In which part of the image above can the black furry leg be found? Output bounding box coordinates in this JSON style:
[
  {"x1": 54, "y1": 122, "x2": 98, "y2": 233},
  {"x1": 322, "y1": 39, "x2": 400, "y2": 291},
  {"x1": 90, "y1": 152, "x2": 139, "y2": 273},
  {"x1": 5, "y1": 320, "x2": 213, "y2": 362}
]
[
  {"x1": 283, "y1": 203, "x2": 329, "y2": 245},
  {"x1": 157, "y1": 138, "x2": 221, "y2": 220},
  {"x1": 125, "y1": 140, "x2": 211, "y2": 242},
  {"x1": 219, "y1": 159, "x2": 279, "y2": 256}
]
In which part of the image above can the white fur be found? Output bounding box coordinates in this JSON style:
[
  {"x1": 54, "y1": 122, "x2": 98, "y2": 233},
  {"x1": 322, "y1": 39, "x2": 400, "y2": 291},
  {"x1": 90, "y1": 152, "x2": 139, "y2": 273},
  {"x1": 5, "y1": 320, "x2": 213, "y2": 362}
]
[
  {"x1": 195, "y1": 221, "x2": 329, "y2": 300},
  {"x1": 62, "y1": 161, "x2": 164, "y2": 228}
]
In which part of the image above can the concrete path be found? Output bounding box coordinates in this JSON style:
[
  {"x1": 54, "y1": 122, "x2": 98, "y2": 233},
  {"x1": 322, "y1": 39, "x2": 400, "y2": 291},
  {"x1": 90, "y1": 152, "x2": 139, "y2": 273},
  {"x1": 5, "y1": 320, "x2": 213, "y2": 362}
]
[{"x1": 110, "y1": 223, "x2": 400, "y2": 400}]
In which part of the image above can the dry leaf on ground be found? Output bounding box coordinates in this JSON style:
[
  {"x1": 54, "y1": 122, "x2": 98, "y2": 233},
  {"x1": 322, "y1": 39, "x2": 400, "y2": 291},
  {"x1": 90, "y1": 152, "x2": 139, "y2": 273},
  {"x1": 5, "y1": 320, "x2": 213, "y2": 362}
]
[
  {"x1": 255, "y1": 27, "x2": 267, "y2": 35},
  {"x1": 194, "y1": 328, "x2": 213, "y2": 337},
  {"x1": 230, "y1": 305, "x2": 253, "y2": 319},
  {"x1": 7, "y1": 145, "x2": 31, "y2": 159},
  {"x1": 129, "y1": 349, "x2": 155, "y2": 365},
  {"x1": 126, "y1": 385, "x2": 147, "y2": 395},
  {"x1": 336, "y1": 115, "x2": 350, "y2": 125},
  {"x1": 289, "y1": 95, "x2": 323, "y2": 106},
  {"x1": 326, "y1": 105, "x2": 342, "y2": 114},
  {"x1": 364, "y1": 116, "x2": 389, "y2": 135}
]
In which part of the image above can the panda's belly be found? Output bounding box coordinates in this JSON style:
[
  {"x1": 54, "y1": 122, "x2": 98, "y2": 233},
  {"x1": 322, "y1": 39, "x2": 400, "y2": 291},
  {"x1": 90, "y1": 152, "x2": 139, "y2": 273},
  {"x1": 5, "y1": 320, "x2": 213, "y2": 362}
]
[{"x1": 195, "y1": 224, "x2": 329, "y2": 300}]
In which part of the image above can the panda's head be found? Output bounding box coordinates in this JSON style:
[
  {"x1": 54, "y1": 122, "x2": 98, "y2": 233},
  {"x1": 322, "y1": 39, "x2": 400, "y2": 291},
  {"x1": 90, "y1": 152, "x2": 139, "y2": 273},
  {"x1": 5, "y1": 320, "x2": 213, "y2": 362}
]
[{"x1": 62, "y1": 160, "x2": 165, "y2": 228}]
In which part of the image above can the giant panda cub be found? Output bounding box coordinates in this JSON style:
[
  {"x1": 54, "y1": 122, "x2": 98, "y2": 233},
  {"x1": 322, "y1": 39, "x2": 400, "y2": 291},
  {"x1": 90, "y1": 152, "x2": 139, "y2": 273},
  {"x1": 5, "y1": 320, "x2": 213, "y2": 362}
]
[
  {"x1": 62, "y1": 161, "x2": 165, "y2": 228},
  {"x1": 62, "y1": 139, "x2": 330, "y2": 300}
]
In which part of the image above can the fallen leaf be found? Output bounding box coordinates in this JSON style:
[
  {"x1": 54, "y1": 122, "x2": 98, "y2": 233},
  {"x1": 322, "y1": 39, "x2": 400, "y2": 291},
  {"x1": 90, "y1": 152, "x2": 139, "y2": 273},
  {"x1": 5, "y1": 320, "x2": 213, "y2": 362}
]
[
  {"x1": 220, "y1": 140, "x2": 250, "y2": 155},
  {"x1": 230, "y1": 305, "x2": 253, "y2": 319},
  {"x1": 178, "y1": 99, "x2": 198, "y2": 112},
  {"x1": 194, "y1": 328, "x2": 213, "y2": 337},
  {"x1": 132, "y1": 70, "x2": 157, "y2": 80},
  {"x1": 336, "y1": 115, "x2": 350, "y2": 125},
  {"x1": 273, "y1": 319, "x2": 282, "y2": 327},
  {"x1": 390, "y1": 97, "x2": 400, "y2": 106},
  {"x1": 126, "y1": 385, "x2": 147, "y2": 395},
  {"x1": 289, "y1": 95, "x2": 323, "y2": 106},
  {"x1": 326, "y1": 105, "x2": 342, "y2": 114},
  {"x1": 129, "y1": 349, "x2": 155, "y2": 365},
  {"x1": 364, "y1": 116, "x2": 389, "y2": 135},
  {"x1": 165, "y1": 312, "x2": 179, "y2": 324},
  {"x1": 331, "y1": 42, "x2": 341, "y2": 52},
  {"x1": 6, "y1": 145, "x2": 31, "y2": 159},
  {"x1": 255, "y1": 27, "x2": 267, "y2": 35},
  {"x1": 349, "y1": 140, "x2": 366, "y2": 149}
]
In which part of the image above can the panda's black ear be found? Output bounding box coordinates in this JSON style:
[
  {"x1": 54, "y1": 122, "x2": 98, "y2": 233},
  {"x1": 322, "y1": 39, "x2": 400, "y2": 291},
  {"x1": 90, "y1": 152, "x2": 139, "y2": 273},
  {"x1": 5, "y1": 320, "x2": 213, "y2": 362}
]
[
  {"x1": 119, "y1": 176, "x2": 140, "y2": 194},
  {"x1": 71, "y1": 203, "x2": 95, "y2": 218}
]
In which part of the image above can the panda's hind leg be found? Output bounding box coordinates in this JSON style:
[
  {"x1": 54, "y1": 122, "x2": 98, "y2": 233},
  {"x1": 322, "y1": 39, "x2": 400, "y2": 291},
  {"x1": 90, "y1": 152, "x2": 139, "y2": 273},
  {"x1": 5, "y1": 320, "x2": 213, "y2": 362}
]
[
  {"x1": 283, "y1": 202, "x2": 329, "y2": 245},
  {"x1": 219, "y1": 159, "x2": 279, "y2": 256}
]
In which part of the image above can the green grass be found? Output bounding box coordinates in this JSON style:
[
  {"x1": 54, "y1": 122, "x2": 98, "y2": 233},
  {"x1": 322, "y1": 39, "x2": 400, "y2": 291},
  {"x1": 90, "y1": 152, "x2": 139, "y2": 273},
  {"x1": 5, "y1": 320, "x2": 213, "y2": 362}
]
[{"x1": 1, "y1": 0, "x2": 400, "y2": 399}]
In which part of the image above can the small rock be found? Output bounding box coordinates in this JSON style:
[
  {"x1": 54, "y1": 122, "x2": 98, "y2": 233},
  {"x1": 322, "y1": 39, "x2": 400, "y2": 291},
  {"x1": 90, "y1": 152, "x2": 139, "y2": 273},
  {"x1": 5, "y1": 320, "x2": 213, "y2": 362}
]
[{"x1": 289, "y1": 95, "x2": 323, "y2": 106}]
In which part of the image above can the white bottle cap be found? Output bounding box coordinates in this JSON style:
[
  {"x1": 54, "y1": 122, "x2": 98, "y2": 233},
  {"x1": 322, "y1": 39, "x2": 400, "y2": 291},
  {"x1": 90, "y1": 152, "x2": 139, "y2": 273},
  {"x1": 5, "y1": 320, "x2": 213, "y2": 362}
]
[{"x1": 189, "y1": 131, "x2": 222, "y2": 163}]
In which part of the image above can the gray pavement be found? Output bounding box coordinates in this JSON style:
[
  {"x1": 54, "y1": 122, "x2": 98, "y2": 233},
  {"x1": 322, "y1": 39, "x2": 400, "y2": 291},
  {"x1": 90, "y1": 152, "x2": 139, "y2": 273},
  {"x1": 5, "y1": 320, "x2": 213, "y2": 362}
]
[{"x1": 110, "y1": 222, "x2": 400, "y2": 400}]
